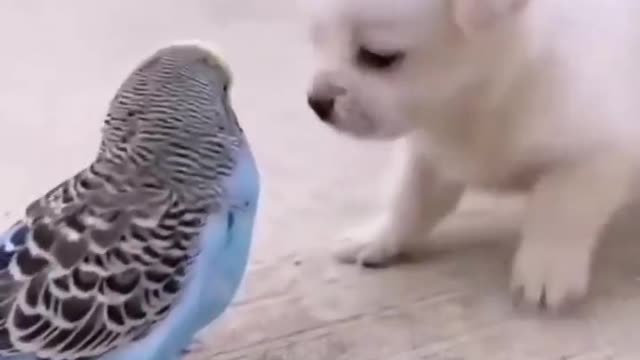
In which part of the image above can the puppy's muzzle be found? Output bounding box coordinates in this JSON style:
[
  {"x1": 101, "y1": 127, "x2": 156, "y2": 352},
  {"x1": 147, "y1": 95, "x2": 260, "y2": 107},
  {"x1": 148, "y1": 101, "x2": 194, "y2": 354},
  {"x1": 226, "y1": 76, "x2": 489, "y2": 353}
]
[{"x1": 307, "y1": 73, "x2": 346, "y2": 123}]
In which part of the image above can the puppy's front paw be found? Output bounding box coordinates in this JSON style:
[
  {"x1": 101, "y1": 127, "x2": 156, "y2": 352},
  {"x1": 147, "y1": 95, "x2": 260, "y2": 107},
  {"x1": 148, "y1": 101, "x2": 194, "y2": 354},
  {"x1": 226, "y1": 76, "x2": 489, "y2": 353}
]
[
  {"x1": 510, "y1": 240, "x2": 592, "y2": 311},
  {"x1": 334, "y1": 226, "x2": 405, "y2": 268}
]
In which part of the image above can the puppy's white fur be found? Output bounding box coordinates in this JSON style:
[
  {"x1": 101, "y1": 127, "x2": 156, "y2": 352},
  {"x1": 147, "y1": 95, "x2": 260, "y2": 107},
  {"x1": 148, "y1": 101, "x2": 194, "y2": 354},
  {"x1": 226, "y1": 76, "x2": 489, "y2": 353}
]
[{"x1": 305, "y1": 0, "x2": 640, "y2": 309}]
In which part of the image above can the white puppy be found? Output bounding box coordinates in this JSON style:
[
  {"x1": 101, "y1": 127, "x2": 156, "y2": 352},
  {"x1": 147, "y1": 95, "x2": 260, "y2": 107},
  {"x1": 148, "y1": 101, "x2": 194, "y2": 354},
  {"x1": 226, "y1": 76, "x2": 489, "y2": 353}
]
[{"x1": 304, "y1": 0, "x2": 640, "y2": 310}]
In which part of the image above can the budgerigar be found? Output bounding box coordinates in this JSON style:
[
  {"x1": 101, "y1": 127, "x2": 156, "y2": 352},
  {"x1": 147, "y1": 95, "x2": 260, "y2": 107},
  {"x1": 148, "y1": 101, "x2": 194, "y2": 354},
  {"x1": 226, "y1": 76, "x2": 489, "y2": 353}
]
[{"x1": 0, "y1": 41, "x2": 260, "y2": 360}]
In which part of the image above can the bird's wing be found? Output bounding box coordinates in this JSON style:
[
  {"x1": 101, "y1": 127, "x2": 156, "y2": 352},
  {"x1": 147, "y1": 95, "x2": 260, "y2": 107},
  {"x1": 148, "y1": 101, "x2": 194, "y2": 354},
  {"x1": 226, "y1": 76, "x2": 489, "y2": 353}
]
[{"x1": 0, "y1": 162, "x2": 212, "y2": 360}]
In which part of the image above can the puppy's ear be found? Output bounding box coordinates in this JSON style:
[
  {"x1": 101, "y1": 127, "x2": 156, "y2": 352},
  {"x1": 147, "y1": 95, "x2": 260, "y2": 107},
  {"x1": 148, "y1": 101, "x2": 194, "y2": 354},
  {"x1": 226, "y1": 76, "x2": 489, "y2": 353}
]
[{"x1": 452, "y1": 0, "x2": 528, "y2": 37}]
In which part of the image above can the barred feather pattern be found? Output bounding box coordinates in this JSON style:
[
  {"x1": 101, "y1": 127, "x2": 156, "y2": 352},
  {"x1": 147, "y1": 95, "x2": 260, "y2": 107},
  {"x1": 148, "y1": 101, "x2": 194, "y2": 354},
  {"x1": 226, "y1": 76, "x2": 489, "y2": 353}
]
[
  {"x1": 99, "y1": 44, "x2": 242, "y2": 203},
  {"x1": 0, "y1": 44, "x2": 244, "y2": 359}
]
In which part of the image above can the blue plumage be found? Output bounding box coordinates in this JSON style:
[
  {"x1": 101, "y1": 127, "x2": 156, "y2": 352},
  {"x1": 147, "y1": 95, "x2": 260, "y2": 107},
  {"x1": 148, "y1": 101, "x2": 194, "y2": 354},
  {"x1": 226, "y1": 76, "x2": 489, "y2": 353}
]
[
  {"x1": 99, "y1": 145, "x2": 260, "y2": 360},
  {"x1": 0, "y1": 42, "x2": 260, "y2": 360}
]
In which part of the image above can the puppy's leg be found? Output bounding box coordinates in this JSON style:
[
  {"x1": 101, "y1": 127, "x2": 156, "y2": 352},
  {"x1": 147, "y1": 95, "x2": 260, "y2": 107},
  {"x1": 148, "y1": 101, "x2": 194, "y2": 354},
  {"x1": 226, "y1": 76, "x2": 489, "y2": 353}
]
[
  {"x1": 335, "y1": 136, "x2": 464, "y2": 267},
  {"x1": 511, "y1": 152, "x2": 634, "y2": 310}
]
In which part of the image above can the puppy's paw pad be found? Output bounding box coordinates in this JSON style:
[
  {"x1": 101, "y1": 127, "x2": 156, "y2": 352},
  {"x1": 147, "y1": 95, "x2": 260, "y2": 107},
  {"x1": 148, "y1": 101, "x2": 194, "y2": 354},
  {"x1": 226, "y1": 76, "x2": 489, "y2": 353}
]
[
  {"x1": 333, "y1": 226, "x2": 402, "y2": 268},
  {"x1": 334, "y1": 241, "x2": 399, "y2": 267},
  {"x1": 510, "y1": 243, "x2": 590, "y2": 311}
]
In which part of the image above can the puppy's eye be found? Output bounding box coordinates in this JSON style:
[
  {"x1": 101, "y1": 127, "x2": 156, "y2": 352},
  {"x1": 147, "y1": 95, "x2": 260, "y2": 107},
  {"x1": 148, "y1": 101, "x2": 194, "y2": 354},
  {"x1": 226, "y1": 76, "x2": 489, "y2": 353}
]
[{"x1": 356, "y1": 47, "x2": 405, "y2": 70}]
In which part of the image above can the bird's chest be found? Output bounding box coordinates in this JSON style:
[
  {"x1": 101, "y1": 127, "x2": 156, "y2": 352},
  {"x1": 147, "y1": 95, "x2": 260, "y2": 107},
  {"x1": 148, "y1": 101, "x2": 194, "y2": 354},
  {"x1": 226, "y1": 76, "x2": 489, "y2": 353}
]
[{"x1": 180, "y1": 210, "x2": 252, "y2": 328}]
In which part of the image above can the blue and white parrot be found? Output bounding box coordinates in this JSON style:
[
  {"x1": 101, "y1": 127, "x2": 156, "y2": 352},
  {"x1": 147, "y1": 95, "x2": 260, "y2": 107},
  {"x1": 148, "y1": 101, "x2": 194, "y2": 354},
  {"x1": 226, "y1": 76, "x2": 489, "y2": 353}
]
[{"x1": 0, "y1": 41, "x2": 260, "y2": 360}]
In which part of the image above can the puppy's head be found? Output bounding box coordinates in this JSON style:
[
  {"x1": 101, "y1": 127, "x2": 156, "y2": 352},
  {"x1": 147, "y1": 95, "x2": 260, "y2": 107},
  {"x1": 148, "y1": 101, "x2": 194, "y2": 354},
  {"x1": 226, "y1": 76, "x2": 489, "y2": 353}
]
[{"x1": 305, "y1": 0, "x2": 529, "y2": 140}]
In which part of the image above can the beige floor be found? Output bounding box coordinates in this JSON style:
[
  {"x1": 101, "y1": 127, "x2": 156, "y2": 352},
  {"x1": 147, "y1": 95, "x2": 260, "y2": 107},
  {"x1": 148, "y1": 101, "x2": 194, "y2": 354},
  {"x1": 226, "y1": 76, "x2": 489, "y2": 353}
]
[{"x1": 1, "y1": 1, "x2": 640, "y2": 359}]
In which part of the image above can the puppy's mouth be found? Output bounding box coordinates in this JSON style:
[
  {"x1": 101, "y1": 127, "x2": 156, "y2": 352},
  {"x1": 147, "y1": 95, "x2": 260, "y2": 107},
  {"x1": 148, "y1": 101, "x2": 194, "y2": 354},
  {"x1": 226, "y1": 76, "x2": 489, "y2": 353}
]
[
  {"x1": 330, "y1": 104, "x2": 381, "y2": 139},
  {"x1": 308, "y1": 88, "x2": 409, "y2": 141},
  {"x1": 327, "y1": 103, "x2": 406, "y2": 141}
]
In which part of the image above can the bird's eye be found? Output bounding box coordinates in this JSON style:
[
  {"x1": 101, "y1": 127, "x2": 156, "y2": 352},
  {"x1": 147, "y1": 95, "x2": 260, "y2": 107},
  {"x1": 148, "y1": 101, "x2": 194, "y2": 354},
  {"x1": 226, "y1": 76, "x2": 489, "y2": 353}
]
[{"x1": 356, "y1": 47, "x2": 405, "y2": 70}]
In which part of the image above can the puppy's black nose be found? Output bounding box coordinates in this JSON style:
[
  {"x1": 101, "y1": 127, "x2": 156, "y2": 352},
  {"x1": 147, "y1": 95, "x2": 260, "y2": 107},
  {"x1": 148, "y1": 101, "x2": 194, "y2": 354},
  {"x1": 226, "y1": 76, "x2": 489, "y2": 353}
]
[{"x1": 307, "y1": 96, "x2": 335, "y2": 122}]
